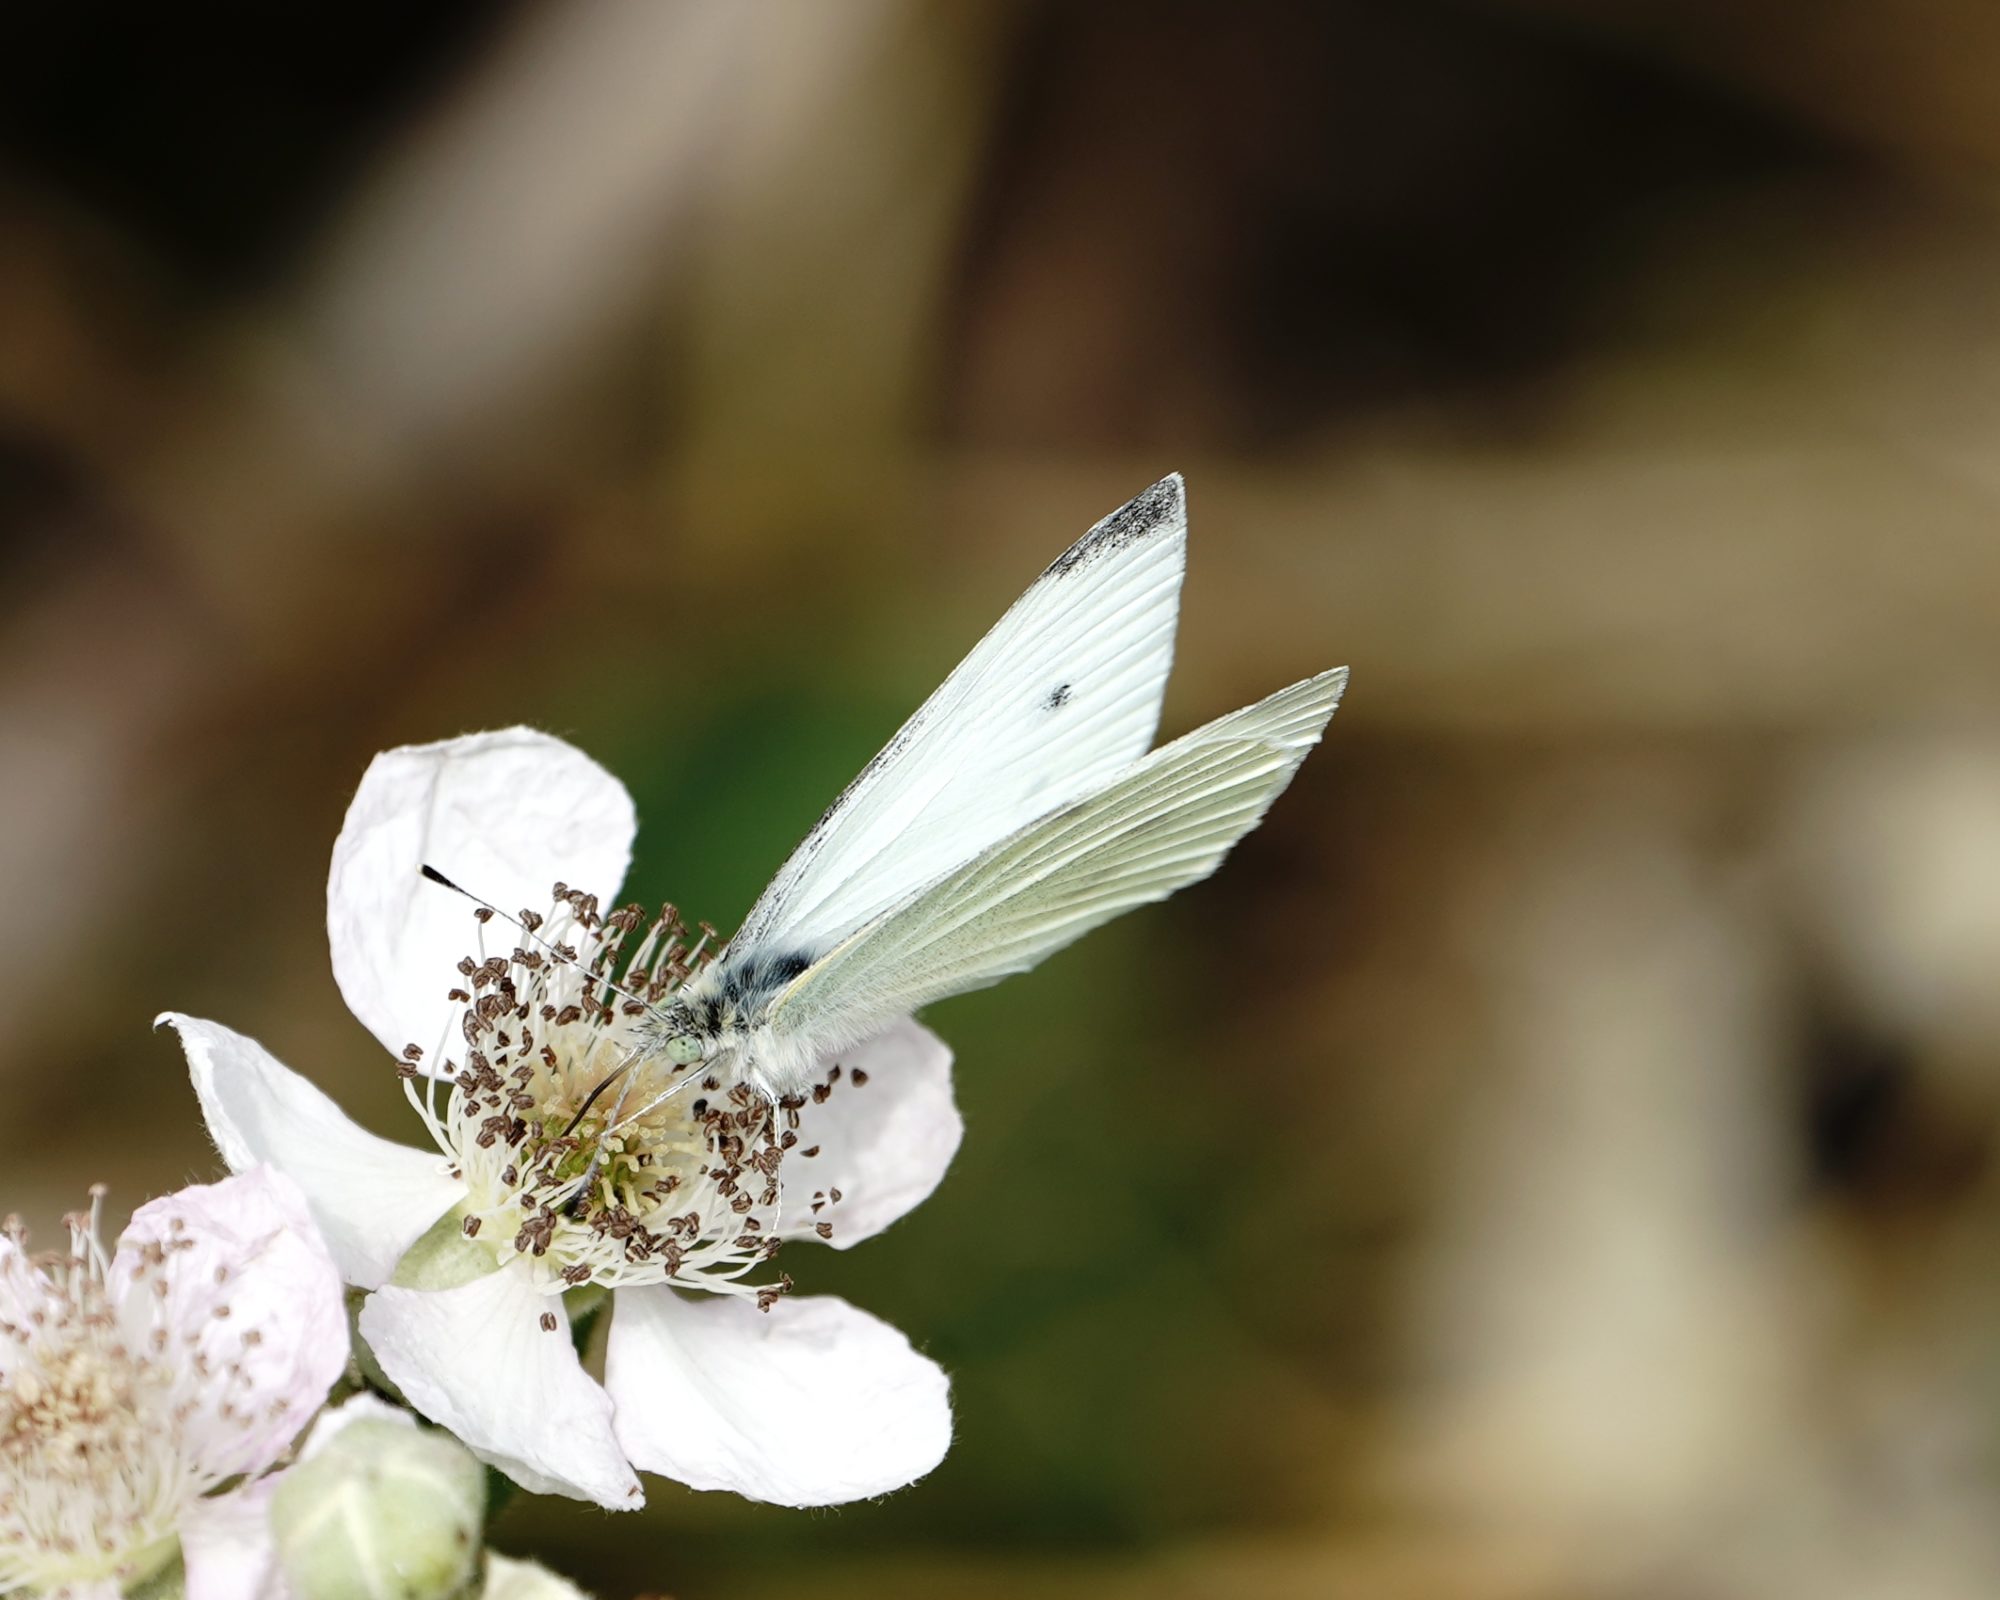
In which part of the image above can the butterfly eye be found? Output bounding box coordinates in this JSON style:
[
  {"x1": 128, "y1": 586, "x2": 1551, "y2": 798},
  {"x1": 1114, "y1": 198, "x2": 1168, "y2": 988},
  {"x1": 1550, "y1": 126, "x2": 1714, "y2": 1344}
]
[{"x1": 664, "y1": 1034, "x2": 706, "y2": 1066}]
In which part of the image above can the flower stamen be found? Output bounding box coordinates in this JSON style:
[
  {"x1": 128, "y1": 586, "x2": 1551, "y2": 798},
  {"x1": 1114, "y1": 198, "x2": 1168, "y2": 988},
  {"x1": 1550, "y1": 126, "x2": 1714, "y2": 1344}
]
[{"x1": 404, "y1": 890, "x2": 831, "y2": 1302}]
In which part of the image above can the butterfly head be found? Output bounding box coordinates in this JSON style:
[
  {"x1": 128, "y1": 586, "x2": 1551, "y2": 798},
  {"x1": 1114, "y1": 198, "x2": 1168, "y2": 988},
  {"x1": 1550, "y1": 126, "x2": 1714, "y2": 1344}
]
[
  {"x1": 662, "y1": 1028, "x2": 707, "y2": 1067},
  {"x1": 642, "y1": 997, "x2": 721, "y2": 1069}
]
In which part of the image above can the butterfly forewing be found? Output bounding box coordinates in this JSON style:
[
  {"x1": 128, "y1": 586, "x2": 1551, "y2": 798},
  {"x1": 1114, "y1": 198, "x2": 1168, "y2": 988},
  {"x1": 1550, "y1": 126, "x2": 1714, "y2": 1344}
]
[
  {"x1": 725, "y1": 475, "x2": 1189, "y2": 962},
  {"x1": 763, "y1": 667, "x2": 1347, "y2": 1054}
]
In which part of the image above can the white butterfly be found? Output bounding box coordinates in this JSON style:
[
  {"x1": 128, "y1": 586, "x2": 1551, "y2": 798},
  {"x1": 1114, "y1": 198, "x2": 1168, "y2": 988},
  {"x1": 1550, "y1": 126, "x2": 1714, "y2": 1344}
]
[{"x1": 626, "y1": 473, "x2": 1345, "y2": 1102}]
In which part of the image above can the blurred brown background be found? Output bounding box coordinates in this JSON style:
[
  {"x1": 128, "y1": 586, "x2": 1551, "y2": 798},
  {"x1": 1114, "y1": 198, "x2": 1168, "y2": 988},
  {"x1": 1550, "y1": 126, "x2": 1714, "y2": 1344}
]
[{"x1": 7, "y1": 3, "x2": 2000, "y2": 1595}]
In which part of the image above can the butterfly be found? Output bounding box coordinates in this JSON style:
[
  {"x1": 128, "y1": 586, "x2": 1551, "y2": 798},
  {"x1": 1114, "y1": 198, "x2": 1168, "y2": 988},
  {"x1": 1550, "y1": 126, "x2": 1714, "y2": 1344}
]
[{"x1": 593, "y1": 473, "x2": 1348, "y2": 1104}]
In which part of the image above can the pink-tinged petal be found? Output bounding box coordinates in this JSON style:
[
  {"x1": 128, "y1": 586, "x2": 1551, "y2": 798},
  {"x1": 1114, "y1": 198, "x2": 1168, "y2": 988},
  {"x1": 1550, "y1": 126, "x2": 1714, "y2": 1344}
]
[
  {"x1": 0, "y1": 1233, "x2": 55, "y2": 1330},
  {"x1": 779, "y1": 1021, "x2": 961, "y2": 1248},
  {"x1": 110, "y1": 1168, "x2": 347, "y2": 1482},
  {"x1": 327, "y1": 729, "x2": 635, "y2": 1066},
  {"x1": 158, "y1": 1013, "x2": 465, "y2": 1291},
  {"x1": 180, "y1": 1478, "x2": 288, "y2": 1600},
  {"x1": 359, "y1": 1273, "x2": 641, "y2": 1511},
  {"x1": 605, "y1": 1289, "x2": 951, "y2": 1506}
]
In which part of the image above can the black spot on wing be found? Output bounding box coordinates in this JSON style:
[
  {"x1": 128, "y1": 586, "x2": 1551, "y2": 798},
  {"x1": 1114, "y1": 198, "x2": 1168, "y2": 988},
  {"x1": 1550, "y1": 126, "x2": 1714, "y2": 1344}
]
[
  {"x1": 1043, "y1": 473, "x2": 1184, "y2": 579},
  {"x1": 1043, "y1": 682, "x2": 1073, "y2": 711}
]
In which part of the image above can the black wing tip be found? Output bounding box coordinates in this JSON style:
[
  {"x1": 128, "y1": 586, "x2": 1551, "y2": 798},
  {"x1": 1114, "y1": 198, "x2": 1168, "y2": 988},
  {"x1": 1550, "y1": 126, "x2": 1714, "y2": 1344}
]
[
  {"x1": 1102, "y1": 472, "x2": 1185, "y2": 537},
  {"x1": 1045, "y1": 472, "x2": 1187, "y2": 579}
]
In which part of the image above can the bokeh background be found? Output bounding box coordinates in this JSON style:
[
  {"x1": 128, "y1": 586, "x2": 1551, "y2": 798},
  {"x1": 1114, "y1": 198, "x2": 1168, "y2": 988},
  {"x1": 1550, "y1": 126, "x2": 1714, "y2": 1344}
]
[{"x1": 7, "y1": 3, "x2": 2000, "y2": 1595}]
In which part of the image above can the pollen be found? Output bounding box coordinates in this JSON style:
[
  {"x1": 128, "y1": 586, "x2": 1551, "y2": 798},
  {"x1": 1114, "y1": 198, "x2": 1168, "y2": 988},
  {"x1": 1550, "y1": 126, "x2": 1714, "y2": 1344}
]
[{"x1": 403, "y1": 889, "x2": 819, "y2": 1302}]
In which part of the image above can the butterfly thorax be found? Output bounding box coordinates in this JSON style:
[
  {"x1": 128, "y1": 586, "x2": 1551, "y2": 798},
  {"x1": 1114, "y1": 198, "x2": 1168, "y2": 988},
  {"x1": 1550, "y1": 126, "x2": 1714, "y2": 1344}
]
[{"x1": 639, "y1": 945, "x2": 824, "y2": 1101}]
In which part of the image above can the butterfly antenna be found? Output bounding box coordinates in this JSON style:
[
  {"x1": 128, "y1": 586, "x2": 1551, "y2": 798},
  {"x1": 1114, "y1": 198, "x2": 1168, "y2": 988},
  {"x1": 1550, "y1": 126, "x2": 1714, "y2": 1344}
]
[
  {"x1": 558, "y1": 1046, "x2": 640, "y2": 1139},
  {"x1": 561, "y1": 1053, "x2": 723, "y2": 1216},
  {"x1": 419, "y1": 863, "x2": 667, "y2": 1022},
  {"x1": 561, "y1": 1056, "x2": 641, "y2": 1213}
]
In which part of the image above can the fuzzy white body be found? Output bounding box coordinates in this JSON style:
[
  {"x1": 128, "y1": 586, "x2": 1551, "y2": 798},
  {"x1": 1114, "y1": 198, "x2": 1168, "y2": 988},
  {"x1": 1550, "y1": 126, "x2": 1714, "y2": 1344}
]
[{"x1": 637, "y1": 967, "x2": 831, "y2": 1103}]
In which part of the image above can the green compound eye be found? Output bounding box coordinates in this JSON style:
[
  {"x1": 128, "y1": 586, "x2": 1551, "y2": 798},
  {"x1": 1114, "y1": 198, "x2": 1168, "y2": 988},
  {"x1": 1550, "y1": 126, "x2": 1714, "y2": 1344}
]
[{"x1": 664, "y1": 1034, "x2": 706, "y2": 1067}]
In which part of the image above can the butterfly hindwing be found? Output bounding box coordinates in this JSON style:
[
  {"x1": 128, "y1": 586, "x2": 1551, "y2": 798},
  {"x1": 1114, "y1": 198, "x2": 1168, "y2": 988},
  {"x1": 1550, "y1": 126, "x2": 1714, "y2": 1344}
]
[{"x1": 762, "y1": 668, "x2": 1348, "y2": 1055}]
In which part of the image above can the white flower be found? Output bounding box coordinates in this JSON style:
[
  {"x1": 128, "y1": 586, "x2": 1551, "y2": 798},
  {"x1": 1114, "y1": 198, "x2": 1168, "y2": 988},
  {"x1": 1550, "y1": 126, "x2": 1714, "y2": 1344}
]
[
  {"x1": 160, "y1": 729, "x2": 959, "y2": 1512},
  {"x1": 0, "y1": 1169, "x2": 346, "y2": 1600}
]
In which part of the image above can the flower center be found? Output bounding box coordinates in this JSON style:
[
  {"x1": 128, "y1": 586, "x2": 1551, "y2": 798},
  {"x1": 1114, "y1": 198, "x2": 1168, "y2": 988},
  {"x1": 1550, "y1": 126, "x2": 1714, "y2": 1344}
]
[
  {"x1": 403, "y1": 889, "x2": 796, "y2": 1303},
  {"x1": 0, "y1": 1194, "x2": 191, "y2": 1597},
  {"x1": 3, "y1": 1345, "x2": 153, "y2": 1485}
]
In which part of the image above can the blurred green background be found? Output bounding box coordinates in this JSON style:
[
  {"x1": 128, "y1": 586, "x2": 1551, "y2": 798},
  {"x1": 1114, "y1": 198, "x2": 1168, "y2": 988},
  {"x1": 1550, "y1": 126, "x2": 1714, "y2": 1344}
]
[{"x1": 7, "y1": 3, "x2": 2000, "y2": 1595}]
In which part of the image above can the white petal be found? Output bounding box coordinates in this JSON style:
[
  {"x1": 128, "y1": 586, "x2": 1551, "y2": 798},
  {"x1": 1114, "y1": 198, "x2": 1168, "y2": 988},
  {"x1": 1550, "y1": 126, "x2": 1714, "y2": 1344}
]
[
  {"x1": 327, "y1": 729, "x2": 635, "y2": 1065},
  {"x1": 779, "y1": 1021, "x2": 961, "y2": 1248},
  {"x1": 180, "y1": 1478, "x2": 288, "y2": 1600},
  {"x1": 158, "y1": 1013, "x2": 465, "y2": 1291},
  {"x1": 359, "y1": 1272, "x2": 641, "y2": 1511},
  {"x1": 605, "y1": 1289, "x2": 951, "y2": 1506},
  {"x1": 110, "y1": 1169, "x2": 348, "y2": 1482}
]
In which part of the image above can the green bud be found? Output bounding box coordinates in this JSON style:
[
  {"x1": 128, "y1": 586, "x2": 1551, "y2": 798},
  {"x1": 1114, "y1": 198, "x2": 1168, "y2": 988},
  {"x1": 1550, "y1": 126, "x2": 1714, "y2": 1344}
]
[
  {"x1": 390, "y1": 1204, "x2": 505, "y2": 1291},
  {"x1": 272, "y1": 1420, "x2": 486, "y2": 1600},
  {"x1": 121, "y1": 1543, "x2": 185, "y2": 1600},
  {"x1": 480, "y1": 1554, "x2": 591, "y2": 1600}
]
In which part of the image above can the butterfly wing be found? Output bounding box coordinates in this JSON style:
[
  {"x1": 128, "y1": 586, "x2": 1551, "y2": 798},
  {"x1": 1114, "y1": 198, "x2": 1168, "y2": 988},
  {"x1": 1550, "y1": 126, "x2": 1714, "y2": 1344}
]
[
  {"x1": 761, "y1": 667, "x2": 1347, "y2": 1059},
  {"x1": 727, "y1": 475, "x2": 1189, "y2": 961}
]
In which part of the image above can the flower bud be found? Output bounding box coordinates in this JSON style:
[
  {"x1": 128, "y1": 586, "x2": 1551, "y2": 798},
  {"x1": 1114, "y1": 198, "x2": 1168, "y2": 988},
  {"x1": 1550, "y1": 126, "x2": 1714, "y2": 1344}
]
[
  {"x1": 123, "y1": 1548, "x2": 185, "y2": 1600},
  {"x1": 481, "y1": 1554, "x2": 591, "y2": 1600},
  {"x1": 272, "y1": 1419, "x2": 485, "y2": 1600}
]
